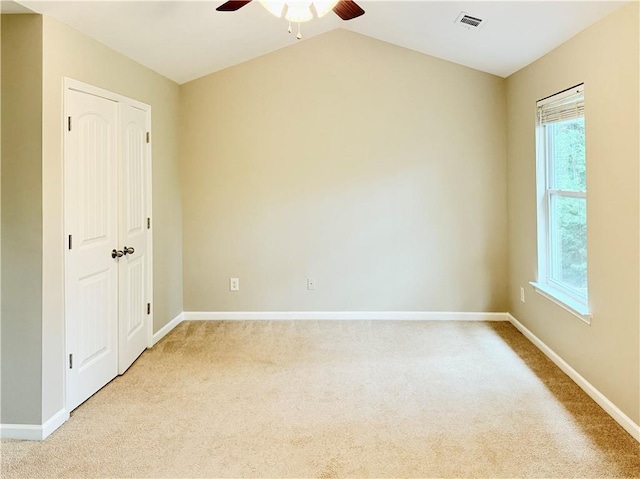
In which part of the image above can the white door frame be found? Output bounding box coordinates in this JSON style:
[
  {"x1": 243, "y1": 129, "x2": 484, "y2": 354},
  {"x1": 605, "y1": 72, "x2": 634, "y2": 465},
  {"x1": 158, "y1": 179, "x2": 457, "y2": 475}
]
[{"x1": 63, "y1": 77, "x2": 153, "y2": 412}]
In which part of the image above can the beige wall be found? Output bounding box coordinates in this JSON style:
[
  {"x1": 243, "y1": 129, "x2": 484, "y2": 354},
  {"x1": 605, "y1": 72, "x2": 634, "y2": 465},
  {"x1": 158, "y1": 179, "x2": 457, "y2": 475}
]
[
  {"x1": 0, "y1": 14, "x2": 2, "y2": 424},
  {"x1": 0, "y1": 14, "x2": 183, "y2": 425},
  {"x1": 40, "y1": 16, "x2": 183, "y2": 421},
  {"x1": 507, "y1": 2, "x2": 639, "y2": 423},
  {"x1": 1, "y1": 14, "x2": 43, "y2": 424},
  {"x1": 181, "y1": 30, "x2": 507, "y2": 313}
]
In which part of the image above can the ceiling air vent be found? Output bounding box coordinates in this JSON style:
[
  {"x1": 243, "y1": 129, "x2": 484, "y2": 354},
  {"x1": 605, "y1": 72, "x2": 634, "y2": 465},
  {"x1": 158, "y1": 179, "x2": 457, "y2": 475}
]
[{"x1": 455, "y1": 12, "x2": 486, "y2": 30}]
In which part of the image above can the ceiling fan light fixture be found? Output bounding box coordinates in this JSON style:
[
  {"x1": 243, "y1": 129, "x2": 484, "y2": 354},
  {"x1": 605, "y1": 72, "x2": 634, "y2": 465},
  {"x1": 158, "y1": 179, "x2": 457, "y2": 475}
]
[
  {"x1": 217, "y1": 0, "x2": 365, "y2": 22},
  {"x1": 259, "y1": 0, "x2": 285, "y2": 17},
  {"x1": 285, "y1": 1, "x2": 313, "y2": 23},
  {"x1": 217, "y1": 0, "x2": 363, "y2": 39}
]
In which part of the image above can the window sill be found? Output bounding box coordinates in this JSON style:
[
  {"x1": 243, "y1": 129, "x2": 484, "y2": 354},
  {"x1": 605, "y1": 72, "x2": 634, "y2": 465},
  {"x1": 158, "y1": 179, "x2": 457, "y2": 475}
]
[{"x1": 529, "y1": 282, "x2": 592, "y2": 325}]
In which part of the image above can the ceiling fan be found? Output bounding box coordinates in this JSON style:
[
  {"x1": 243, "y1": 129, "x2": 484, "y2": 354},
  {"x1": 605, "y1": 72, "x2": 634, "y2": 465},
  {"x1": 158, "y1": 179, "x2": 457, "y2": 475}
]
[{"x1": 216, "y1": 0, "x2": 366, "y2": 22}]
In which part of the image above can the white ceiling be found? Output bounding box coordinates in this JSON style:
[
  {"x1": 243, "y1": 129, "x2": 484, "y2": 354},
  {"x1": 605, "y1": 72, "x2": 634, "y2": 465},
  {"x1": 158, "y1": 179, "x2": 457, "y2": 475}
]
[{"x1": 10, "y1": 0, "x2": 628, "y2": 84}]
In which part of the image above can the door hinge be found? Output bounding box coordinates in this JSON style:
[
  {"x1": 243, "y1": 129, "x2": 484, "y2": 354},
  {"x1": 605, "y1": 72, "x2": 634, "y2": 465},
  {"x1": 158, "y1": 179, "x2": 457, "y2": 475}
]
[
  {"x1": 68, "y1": 116, "x2": 72, "y2": 132},
  {"x1": 146, "y1": 132, "x2": 150, "y2": 143},
  {"x1": 147, "y1": 217, "x2": 151, "y2": 229},
  {"x1": 147, "y1": 303, "x2": 151, "y2": 315},
  {"x1": 69, "y1": 354, "x2": 73, "y2": 369},
  {"x1": 68, "y1": 234, "x2": 72, "y2": 250}
]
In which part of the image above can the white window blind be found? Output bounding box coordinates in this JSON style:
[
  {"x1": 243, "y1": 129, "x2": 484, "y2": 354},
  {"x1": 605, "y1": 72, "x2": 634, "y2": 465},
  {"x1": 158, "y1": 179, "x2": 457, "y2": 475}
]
[{"x1": 537, "y1": 84, "x2": 584, "y2": 125}]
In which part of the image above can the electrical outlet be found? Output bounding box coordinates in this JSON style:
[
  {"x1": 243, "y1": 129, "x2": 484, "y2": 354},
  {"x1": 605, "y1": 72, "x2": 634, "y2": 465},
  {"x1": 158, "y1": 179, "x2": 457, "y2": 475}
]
[
  {"x1": 230, "y1": 278, "x2": 240, "y2": 292},
  {"x1": 307, "y1": 278, "x2": 316, "y2": 290},
  {"x1": 520, "y1": 286, "x2": 525, "y2": 303}
]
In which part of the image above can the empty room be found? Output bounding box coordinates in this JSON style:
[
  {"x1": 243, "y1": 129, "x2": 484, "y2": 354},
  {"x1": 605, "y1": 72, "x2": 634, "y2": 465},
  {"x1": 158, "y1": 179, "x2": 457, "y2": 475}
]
[{"x1": 1, "y1": 0, "x2": 639, "y2": 477}]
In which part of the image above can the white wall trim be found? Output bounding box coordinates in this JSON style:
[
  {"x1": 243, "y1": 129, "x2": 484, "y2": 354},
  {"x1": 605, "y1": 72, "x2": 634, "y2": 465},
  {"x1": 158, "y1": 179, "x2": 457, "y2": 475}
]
[
  {"x1": 64, "y1": 77, "x2": 150, "y2": 111},
  {"x1": 1, "y1": 409, "x2": 69, "y2": 441},
  {"x1": 508, "y1": 314, "x2": 640, "y2": 443},
  {"x1": 0, "y1": 423, "x2": 44, "y2": 441},
  {"x1": 41, "y1": 409, "x2": 70, "y2": 440},
  {"x1": 152, "y1": 312, "x2": 184, "y2": 345},
  {"x1": 183, "y1": 311, "x2": 509, "y2": 321}
]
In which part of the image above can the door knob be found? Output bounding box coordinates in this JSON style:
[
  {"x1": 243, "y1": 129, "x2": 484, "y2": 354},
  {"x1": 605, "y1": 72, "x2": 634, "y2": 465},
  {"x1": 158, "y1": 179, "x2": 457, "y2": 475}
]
[
  {"x1": 123, "y1": 246, "x2": 135, "y2": 255},
  {"x1": 111, "y1": 249, "x2": 124, "y2": 259}
]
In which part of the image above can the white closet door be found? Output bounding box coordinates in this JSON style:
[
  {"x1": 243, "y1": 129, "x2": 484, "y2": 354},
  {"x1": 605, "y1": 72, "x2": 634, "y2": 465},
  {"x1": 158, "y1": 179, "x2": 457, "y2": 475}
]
[
  {"x1": 66, "y1": 89, "x2": 119, "y2": 411},
  {"x1": 118, "y1": 104, "x2": 149, "y2": 373}
]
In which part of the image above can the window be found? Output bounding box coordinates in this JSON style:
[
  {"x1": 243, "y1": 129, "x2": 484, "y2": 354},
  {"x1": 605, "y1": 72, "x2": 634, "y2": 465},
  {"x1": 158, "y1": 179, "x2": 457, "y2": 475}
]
[{"x1": 532, "y1": 84, "x2": 590, "y2": 322}]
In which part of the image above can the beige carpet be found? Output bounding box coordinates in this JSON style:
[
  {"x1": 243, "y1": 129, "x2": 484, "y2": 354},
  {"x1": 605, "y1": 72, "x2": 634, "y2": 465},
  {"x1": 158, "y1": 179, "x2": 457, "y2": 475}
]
[{"x1": 2, "y1": 320, "x2": 639, "y2": 478}]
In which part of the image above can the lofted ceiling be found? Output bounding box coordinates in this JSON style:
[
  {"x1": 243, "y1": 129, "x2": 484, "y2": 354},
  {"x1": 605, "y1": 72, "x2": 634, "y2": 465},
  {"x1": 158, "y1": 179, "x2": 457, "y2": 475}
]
[{"x1": 8, "y1": 1, "x2": 629, "y2": 84}]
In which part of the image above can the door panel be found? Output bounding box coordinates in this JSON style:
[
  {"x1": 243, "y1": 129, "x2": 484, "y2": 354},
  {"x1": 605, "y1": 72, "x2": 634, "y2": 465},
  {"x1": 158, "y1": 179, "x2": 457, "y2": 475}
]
[
  {"x1": 118, "y1": 104, "x2": 149, "y2": 374},
  {"x1": 66, "y1": 89, "x2": 119, "y2": 411},
  {"x1": 77, "y1": 269, "x2": 111, "y2": 370}
]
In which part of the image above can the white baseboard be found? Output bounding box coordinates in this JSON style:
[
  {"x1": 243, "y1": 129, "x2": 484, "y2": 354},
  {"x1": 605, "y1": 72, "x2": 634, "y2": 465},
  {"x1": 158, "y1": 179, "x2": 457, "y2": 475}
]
[
  {"x1": 42, "y1": 409, "x2": 69, "y2": 439},
  {"x1": 183, "y1": 311, "x2": 509, "y2": 321},
  {"x1": 152, "y1": 312, "x2": 184, "y2": 345},
  {"x1": 1, "y1": 408, "x2": 69, "y2": 441},
  {"x1": 508, "y1": 313, "x2": 640, "y2": 443}
]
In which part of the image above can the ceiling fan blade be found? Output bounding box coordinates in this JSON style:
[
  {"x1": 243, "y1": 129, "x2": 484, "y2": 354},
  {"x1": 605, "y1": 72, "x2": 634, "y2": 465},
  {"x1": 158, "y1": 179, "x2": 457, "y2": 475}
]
[
  {"x1": 333, "y1": 0, "x2": 365, "y2": 20},
  {"x1": 216, "y1": 0, "x2": 252, "y2": 12}
]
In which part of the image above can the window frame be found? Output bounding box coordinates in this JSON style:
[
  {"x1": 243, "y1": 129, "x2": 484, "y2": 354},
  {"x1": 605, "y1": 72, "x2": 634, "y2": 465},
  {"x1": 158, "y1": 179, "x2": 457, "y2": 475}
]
[{"x1": 531, "y1": 84, "x2": 591, "y2": 324}]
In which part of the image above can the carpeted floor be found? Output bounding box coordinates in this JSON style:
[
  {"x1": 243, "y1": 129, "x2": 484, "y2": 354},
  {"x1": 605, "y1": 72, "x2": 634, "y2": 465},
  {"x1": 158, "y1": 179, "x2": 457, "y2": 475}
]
[{"x1": 1, "y1": 320, "x2": 639, "y2": 478}]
